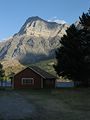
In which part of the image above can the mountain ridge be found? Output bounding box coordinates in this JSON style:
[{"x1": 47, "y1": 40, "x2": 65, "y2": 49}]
[{"x1": 0, "y1": 16, "x2": 69, "y2": 64}]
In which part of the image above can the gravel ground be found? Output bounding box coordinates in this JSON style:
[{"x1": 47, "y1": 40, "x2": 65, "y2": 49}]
[{"x1": 0, "y1": 91, "x2": 35, "y2": 120}]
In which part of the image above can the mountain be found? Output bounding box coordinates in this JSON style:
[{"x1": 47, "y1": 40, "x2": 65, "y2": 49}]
[
  {"x1": 0, "y1": 16, "x2": 69, "y2": 64},
  {"x1": 74, "y1": 20, "x2": 83, "y2": 29}
]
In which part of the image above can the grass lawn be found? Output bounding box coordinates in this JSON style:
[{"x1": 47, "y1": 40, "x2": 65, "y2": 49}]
[{"x1": 0, "y1": 88, "x2": 90, "y2": 120}]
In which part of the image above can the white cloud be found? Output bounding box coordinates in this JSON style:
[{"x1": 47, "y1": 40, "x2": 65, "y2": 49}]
[{"x1": 48, "y1": 17, "x2": 66, "y2": 24}]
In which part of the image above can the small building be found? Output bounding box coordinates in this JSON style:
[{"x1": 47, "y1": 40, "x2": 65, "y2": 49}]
[{"x1": 13, "y1": 66, "x2": 56, "y2": 89}]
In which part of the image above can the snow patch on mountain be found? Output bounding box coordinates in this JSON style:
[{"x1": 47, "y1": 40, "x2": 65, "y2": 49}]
[{"x1": 48, "y1": 17, "x2": 66, "y2": 24}]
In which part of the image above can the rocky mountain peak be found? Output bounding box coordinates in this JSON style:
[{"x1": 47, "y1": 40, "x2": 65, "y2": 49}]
[
  {"x1": 18, "y1": 16, "x2": 63, "y2": 36},
  {"x1": 25, "y1": 16, "x2": 45, "y2": 22},
  {"x1": 0, "y1": 16, "x2": 69, "y2": 64}
]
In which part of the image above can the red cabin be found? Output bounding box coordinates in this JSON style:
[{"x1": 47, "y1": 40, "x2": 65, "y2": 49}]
[{"x1": 13, "y1": 66, "x2": 56, "y2": 89}]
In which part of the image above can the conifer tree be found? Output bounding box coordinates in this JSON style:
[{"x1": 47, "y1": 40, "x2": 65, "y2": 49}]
[
  {"x1": 79, "y1": 8, "x2": 90, "y2": 28},
  {"x1": 54, "y1": 9, "x2": 90, "y2": 86}
]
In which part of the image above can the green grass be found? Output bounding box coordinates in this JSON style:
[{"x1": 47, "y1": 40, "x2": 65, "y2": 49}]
[
  {"x1": 2, "y1": 58, "x2": 56, "y2": 77},
  {"x1": 0, "y1": 88, "x2": 90, "y2": 120},
  {"x1": 30, "y1": 59, "x2": 57, "y2": 76},
  {"x1": 17, "y1": 88, "x2": 90, "y2": 120}
]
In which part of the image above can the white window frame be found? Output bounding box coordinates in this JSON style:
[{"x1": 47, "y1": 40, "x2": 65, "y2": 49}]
[{"x1": 22, "y1": 78, "x2": 34, "y2": 85}]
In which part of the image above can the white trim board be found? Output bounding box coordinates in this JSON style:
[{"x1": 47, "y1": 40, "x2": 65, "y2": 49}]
[{"x1": 22, "y1": 78, "x2": 34, "y2": 85}]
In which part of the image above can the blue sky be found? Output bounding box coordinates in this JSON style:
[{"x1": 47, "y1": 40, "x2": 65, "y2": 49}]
[{"x1": 0, "y1": 0, "x2": 90, "y2": 40}]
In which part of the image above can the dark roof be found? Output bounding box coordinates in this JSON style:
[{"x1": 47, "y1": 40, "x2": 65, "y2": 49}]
[{"x1": 29, "y1": 66, "x2": 56, "y2": 79}]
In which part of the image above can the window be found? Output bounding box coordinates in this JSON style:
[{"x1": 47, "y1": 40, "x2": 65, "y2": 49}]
[{"x1": 22, "y1": 78, "x2": 34, "y2": 85}]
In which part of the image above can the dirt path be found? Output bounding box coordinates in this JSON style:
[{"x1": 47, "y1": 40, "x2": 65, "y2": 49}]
[{"x1": 0, "y1": 91, "x2": 35, "y2": 120}]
